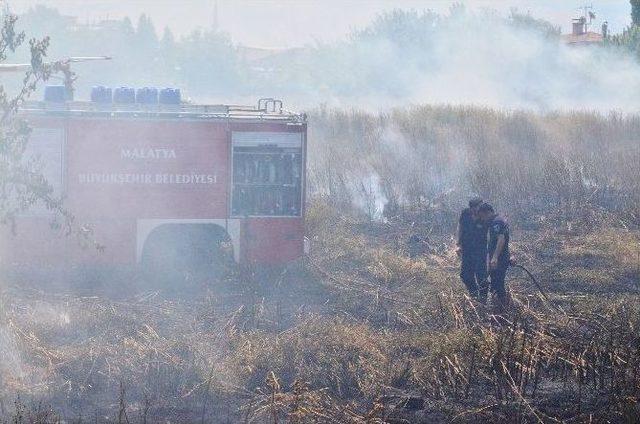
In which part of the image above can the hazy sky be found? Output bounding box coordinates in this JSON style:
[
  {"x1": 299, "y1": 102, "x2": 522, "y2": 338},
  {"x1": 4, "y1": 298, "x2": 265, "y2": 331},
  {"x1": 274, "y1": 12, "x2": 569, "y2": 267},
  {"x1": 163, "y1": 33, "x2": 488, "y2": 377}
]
[{"x1": 7, "y1": 1, "x2": 632, "y2": 48}]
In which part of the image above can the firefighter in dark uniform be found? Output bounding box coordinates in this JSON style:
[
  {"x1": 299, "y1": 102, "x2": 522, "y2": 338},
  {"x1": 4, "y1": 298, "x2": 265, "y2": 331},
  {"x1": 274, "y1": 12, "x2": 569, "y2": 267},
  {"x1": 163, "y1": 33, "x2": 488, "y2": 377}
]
[
  {"x1": 456, "y1": 197, "x2": 487, "y2": 299},
  {"x1": 477, "y1": 203, "x2": 511, "y2": 309}
]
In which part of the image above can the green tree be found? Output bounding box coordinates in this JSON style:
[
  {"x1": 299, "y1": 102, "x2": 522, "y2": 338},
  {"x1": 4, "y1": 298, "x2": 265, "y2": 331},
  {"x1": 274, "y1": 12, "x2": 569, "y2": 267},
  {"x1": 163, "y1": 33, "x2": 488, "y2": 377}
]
[
  {"x1": 135, "y1": 14, "x2": 158, "y2": 47},
  {"x1": 632, "y1": 0, "x2": 640, "y2": 26},
  {"x1": 509, "y1": 10, "x2": 561, "y2": 38},
  {"x1": 176, "y1": 29, "x2": 242, "y2": 94},
  {"x1": 161, "y1": 26, "x2": 175, "y2": 50},
  {"x1": 158, "y1": 27, "x2": 178, "y2": 84},
  {"x1": 0, "y1": 14, "x2": 71, "y2": 228}
]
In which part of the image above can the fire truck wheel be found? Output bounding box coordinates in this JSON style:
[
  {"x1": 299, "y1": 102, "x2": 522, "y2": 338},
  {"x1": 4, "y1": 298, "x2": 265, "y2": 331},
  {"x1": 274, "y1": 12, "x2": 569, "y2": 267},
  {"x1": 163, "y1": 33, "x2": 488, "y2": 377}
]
[{"x1": 140, "y1": 224, "x2": 232, "y2": 291}]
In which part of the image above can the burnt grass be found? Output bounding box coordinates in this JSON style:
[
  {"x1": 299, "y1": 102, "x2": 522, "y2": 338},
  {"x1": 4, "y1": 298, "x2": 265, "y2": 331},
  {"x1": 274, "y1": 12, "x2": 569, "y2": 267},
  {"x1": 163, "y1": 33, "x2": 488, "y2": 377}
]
[
  {"x1": 1, "y1": 106, "x2": 640, "y2": 422},
  {"x1": 0, "y1": 200, "x2": 639, "y2": 423}
]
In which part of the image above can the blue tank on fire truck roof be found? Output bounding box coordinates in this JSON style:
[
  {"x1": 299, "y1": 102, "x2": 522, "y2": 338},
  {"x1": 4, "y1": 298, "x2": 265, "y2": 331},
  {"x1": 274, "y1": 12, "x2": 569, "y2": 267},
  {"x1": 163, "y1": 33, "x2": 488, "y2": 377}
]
[
  {"x1": 159, "y1": 88, "x2": 181, "y2": 105},
  {"x1": 136, "y1": 87, "x2": 159, "y2": 104},
  {"x1": 44, "y1": 85, "x2": 67, "y2": 103},
  {"x1": 91, "y1": 86, "x2": 113, "y2": 103},
  {"x1": 113, "y1": 87, "x2": 136, "y2": 104}
]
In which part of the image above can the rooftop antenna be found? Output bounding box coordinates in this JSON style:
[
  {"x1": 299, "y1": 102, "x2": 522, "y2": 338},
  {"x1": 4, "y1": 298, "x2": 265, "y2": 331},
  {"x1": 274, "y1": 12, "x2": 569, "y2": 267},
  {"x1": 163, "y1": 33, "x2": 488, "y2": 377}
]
[{"x1": 577, "y1": 4, "x2": 595, "y2": 32}]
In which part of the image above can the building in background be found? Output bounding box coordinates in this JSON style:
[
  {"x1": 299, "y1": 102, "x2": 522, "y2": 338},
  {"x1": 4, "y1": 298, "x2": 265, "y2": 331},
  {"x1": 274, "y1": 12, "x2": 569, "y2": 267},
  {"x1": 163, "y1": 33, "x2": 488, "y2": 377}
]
[{"x1": 562, "y1": 7, "x2": 604, "y2": 47}]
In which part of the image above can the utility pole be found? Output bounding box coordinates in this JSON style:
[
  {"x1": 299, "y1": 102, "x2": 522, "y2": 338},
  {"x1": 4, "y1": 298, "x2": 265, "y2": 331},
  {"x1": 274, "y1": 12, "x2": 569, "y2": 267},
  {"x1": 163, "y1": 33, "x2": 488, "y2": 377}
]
[{"x1": 212, "y1": 0, "x2": 219, "y2": 32}]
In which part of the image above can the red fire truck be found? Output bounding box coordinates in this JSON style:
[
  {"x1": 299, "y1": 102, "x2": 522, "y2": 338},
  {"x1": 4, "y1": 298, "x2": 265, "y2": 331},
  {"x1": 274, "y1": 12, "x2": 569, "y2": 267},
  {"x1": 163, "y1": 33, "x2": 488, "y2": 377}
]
[{"x1": 1, "y1": 92, "x2": 307, "y2": 279}]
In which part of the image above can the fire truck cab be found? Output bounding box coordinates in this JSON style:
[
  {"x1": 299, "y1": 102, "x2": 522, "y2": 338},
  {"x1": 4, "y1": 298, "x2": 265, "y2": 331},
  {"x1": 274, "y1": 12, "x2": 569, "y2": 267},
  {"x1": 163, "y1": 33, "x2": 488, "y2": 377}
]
[{"x1": 1, "y1": 92, "x2": 307, "y2": 279}]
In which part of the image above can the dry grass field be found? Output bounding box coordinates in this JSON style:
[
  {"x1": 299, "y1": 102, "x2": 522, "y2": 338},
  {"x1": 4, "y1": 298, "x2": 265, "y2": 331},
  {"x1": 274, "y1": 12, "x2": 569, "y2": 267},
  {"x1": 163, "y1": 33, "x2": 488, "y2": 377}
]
[{"x1": 1, "y1": 106, "x2": 639, "y2": 423}]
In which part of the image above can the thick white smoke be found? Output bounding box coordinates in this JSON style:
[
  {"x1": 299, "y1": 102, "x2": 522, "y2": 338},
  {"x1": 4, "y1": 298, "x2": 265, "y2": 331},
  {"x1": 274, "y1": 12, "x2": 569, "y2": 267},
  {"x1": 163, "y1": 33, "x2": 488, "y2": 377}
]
[
  {"x1": 287, "y1": 9, "x2": 640, "y2": 113},
  {"x1": 416, "y1": 13, "x2": 639, "y2": 111}
]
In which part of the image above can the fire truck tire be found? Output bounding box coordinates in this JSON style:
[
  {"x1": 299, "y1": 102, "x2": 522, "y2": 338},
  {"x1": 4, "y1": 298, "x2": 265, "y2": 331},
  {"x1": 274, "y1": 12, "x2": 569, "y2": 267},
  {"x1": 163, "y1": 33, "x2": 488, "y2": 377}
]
[{"x1": 140, "y1": 224, "x2": 232, "y2": 289}]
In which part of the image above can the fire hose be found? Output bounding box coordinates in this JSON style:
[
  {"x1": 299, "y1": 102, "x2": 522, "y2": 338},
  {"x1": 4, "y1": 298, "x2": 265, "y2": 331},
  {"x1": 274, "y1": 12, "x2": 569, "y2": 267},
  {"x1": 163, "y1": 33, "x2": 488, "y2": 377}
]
[
  {"x1": 508, "y1": 262, "x2": 568, "y2": 315},
  {"x1": 509, "y1": 263, "x2": 551, "y2": 303}
]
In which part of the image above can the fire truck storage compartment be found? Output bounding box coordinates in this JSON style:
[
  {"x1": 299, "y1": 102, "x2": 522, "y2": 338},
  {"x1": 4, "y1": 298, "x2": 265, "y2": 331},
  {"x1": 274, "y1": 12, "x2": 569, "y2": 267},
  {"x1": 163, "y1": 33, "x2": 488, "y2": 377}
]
[{"x1": 231, "y1": 131, "x2": 303, "y2": 217}]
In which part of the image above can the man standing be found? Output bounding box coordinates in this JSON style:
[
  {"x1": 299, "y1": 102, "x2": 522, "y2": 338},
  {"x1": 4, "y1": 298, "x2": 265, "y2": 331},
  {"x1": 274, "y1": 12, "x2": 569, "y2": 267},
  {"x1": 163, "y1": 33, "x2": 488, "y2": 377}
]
[
  {"x1": 456, "y1": 197, "x2": 487, "y2": 299},
  {"x1": 477, "y1": 203, "x2": 511, "y2": 309}
]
